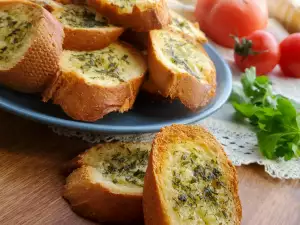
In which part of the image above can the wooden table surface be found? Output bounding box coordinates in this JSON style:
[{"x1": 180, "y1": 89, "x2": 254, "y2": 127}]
[{"x1": 0, "y1": 110, "x2": 299, "y2": 225}]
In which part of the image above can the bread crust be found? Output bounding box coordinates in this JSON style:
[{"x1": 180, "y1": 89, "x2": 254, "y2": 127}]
[
  {"x1": 63, "y1": 26, "x2": 124, "y2": 51},
  {"x1": 54, "y1": 0, "x2": 86, "y2": 5},
  {"x1": 63, "y1": 142, "x2": 152, "y2": 223},
  {"x1": 43, "y1": 43, "x2": 146, "y2": 122},
  {"x1": 143, "y1": 125, "x2": 242, "y2": 225},
  {"x1": 0, "y1": 0, "x2": 64, "y2": 93},
  {"x1": 141, "y1": 78, "x2": 160, "y2": 95},
  {"x1": 87, "y1": 0, "x2": 170, "y2": 31},
  {"x1": 64, "y1": 166, "x2": 144, "y2": 223},
  {"x1": 192, "y1": 21, "x2": 208, "y2": 43},
  {"x1": 147, "y1": 30, "x2": 216, "y2": 111},
  {"x1": 43, "y1": 70, "x2": 144, "y2": 121},
  {"x1": 50, "y1": 4, "x2": 124, "y2": 51},
  {"x1": 29, "y1": 0, "x2": 60, "y2": 10},
  {"x1": 168, "y1": 10, "x2": 207, "y2": 44},
  {"x1": 119, "y1": 9, "x2": 207, "y2": 51}
]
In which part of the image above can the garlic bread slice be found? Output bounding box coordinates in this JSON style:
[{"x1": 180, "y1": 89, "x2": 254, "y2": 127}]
[
  {"x1": 51, "y1": 3, "x2": 124, "y2": 50},
  {"x1": 87, "y1": 0, "x2": 170, "y2": 31},
  {"x1": 148, "y1": 29, "x2": 216, "y2": 111},
  {"x1": 169, "y1": 10, "x2": 207, "y2": 43},
  {"x1": 44, "y1": 0, "x2": 85, "y2": 5},
  {"x1": 55, "y1": 0, "x2": 86, "y2": 4},
  {"x1": 144, "y1": 125, "x2": 242, "y2": 225},
  {"x1": 121, "y1": 10, "x2": 207, "y2": 51},
  {"x1": 64, "y1": 142, "x2": 152, "y2": 223},
  {"x1": 43, "y1": 42, "x2": 147, "y2": 121},
  {"x1": 29, "y1": 0, "x2": 57, "y2": 9},
  {"x1": 0, "y1": 0, "x2": 63, "y2": 93}
]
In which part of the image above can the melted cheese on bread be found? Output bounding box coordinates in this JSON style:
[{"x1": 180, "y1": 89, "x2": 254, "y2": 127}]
[
  {"x1": 0, "y1": 3, "x2": 38, "y2": 69},
  {"x1": 105, "y1": 0, "x2": 158, "y2": 13},
  {"x1": 81, "y1": 143, "x2": 151, "y2": 194},
  {"x1": 52, "y1": 4, "x2": 110, "y2": 28},
  {"x1": 61, "y1": 42, "x2": 146, "y2": 86},
  {"x1": 161, "y1": 141, "x2": 236, "y2": 225},
  {"x1": 152, "y1": 29, "x2": 212, "y2": 84},
  {"x1": 169, "y1": 10, "x2": 207, "y2": 43}
]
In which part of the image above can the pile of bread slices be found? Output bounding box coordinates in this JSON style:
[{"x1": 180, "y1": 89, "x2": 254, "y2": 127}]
[
  {"x1": 0, "y1": 0, "x2": 216, "y2": 122},
  {"x1": 64, "y1": 124, "x2": 242, "y2": 225}
]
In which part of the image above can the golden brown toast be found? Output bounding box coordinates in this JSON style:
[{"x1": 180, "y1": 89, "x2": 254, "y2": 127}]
[
  {"x1": 0, "y1": 0, "x2": 64, "y2": 93},
  {"x1": 120, "y1": 9, "x2": 207, "y2": 51},
  {"x1": 168, "y1": 9, "x2": 207, "y2": 43},
  {"x1": 87, "y1": 0, "x2": 170, "y2": 31},
  {"x1": 147, "y1": 29, "x2": 216, "y2": 111},
  {"x1": 144, "y1": 125, "x2": 242, "y2": 225},
  {"x1": 64, "y1": 142, "x2": 152, "y2": 223},
  {"x1": 51, "y1": 3, "x2": 124, "y2": 50},
  {"x1": 43, "y1": 42, "x2": 147, "y2": 121}
]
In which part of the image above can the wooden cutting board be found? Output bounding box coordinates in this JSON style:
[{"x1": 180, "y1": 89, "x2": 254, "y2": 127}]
[{"x1": 0, "y1": 110, "x2": 299, "y2": 225}]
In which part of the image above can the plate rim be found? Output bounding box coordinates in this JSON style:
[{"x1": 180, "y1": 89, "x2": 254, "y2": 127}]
[{"x1": 0, "y1": 44, "x2": 232, "y2": 134}]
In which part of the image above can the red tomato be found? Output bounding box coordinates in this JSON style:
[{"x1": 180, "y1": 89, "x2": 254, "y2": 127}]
[
  {"x1": 279, "y1": 33, "x2": 300, "y2": 78},
  {"x1": 195, "y1": 0, "x2": 268, "y2": 48},
  {"x1": 233, "y1": 30, "x2": 280, "y2": 75}
]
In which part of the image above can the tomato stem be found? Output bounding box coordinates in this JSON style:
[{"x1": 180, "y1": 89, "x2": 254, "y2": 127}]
[{"x1": 231, "y1": 35, "x2": 268, "y2": 58}]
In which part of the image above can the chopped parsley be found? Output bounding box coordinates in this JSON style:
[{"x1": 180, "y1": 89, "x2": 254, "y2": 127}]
[
  {"x1": 159, "y1": 31, "x2": 206, "y2": 80},
  {"x1": 69, "y1": 47, "x2": 132, "y2": 82},
  {"x1": 170, "y1": 149, "x2": 233, "y2": 223},
  {"x1": 58, "y1": 5, "x2": 109, "y2": 28},
  {"x1": 100, "y1": 145, "x2": 150, "y2": 187},
  {"x1": 0, "y1": 6, "x2": 34, "y2": 63},
  {"x1": 171, "y1": 16, "x2": 191, "y2": 33},
  {"x1": 230, "y1": 67, "x2": 300, "y2": 160}
]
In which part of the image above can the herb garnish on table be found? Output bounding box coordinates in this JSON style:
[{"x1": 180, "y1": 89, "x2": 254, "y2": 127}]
[{"x1": 230, "y1": 67, "x2": 300, "y2": 160}]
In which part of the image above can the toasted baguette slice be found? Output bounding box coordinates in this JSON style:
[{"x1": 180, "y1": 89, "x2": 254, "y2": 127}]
[
  {"x1": 144, "y1": 125, "x2": 242, "y2": 225},
  {"x1": 64, "y1": 142, "x2": 152, "y2": 223},
  {"x1": 147, "y1": 29, "x2": 216, "y2": 111},
  {"x1": 0, "y1": 0, "x2": 64, "y2": 93},
  {"x1": 43, "y1": 42, "x2": 147, "y2": 121},
  {"x1": 52, "y1": 0, "x2": 86, "y2": 4},
  {"x1": 120, "y1": 10, "x2": 207, "y2": 51},
  {"x1": 42, "y1": 0, "x2": 74, "y2": 4},
  {"x1": 169, "y1": 10, "x2": 207, "y2": 43},
  {"x1": 30, "y1": 0, "x2": 84, "y2": 11},
  {"x1": 51, "y1": 3, "x2": 124, "y2": 50},
  {"x1": 87, "y1": 0, "x2": 170, "y2": 31},
  {"x1": 29, "y1": 0, "x2": 57, "y2": 9}
]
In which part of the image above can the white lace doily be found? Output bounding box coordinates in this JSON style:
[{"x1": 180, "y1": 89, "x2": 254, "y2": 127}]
[
  {"x1": 50, "y1": 0, "x2": 300, "y2": 179},
  {"x1": 51, "y1": 117, "x2": 300, "y2": 179}
]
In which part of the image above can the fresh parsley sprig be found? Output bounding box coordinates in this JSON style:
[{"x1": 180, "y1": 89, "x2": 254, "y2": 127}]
[{"x1": 230, "y1": 67, "x2": 300, "y2": 160}]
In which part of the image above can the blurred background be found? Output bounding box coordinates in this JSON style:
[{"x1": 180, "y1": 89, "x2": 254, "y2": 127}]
[{"x1": 268, "y1": 0, "x2": 300, "y2": 33}]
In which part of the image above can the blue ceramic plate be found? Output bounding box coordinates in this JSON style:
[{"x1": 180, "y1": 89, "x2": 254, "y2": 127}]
[{"x1": 0, "y1": 44, "x2": 232, "y2": 134}]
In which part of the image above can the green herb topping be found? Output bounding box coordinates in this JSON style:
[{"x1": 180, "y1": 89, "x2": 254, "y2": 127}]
[
  {"x1": 230, "y1": 67, "x2": 300, "y2": 160},
  {"x1": 68, "y1": 45, "x2": 132, "y2": 83},
  {"x1": 106, "y1": 0, "x2": 156, "y2": 13},
  {"x1": 169, "y1": 148, "x2": 234, "y2": 224},
  {"x1": 106, "y1": 0, "x2": 137, "y2": 12},
  {"x1": 58, "y1": 5, "x2": 109, "y2": 28},
  {"x1": 0, "y1": 5, "x2": 35, "y2": 63},
  {"x1": 170, "y1": 15, "x2": 194, "y2": 36},
  {"x1": 159, "y1": 31, "x2": 209, "y2": 81},
  {"x1": 100, "y1": 144, "x2": 150, "y2": 187}
]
